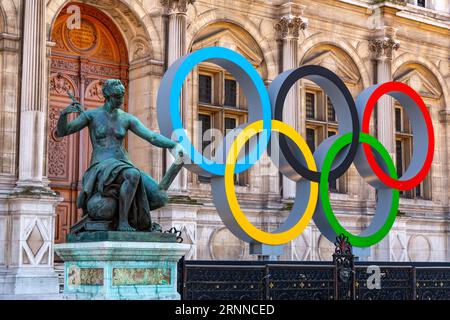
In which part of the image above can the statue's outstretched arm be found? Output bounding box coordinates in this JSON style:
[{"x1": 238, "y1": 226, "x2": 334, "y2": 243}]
[
  {"x1": 129, "y1": 115, "x2": 177, "y2": 149},
  {"x1": 56, "y1": 104, "x2": 90, "y2": 137}
]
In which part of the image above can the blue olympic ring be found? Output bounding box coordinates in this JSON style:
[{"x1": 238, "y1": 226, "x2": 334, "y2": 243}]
[{"x1": 157, "y1": 47, "x2": 272, "y2": 177}]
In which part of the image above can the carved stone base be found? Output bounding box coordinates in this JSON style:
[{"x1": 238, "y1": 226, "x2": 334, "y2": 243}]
[
  {"x1": 66, "y1": 231, "x2": 177, "y2": 243},
  {"x1": 0, "y1": 192, "x2": 62, "y2": 296},
  {"x1": 55, "y1": 241, "x2": 191, "y2": 300}
]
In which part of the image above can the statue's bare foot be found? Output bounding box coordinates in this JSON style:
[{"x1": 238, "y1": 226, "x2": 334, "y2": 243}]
[{"x1": 117, "y1": 222, "x2": 136, "y2": 232}]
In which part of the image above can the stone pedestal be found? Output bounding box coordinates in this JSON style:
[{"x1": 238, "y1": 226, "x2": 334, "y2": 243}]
[
  {"x1": 55, "y1": 240, "x2": 191, "y2": 300},
  {"x1": 0, "y1": 192, "x2": 62, "y2": 297}
]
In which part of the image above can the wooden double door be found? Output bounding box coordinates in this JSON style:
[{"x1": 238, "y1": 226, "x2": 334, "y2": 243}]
[{"x1": 48, "y1": 3, "x2": 129, "y2": 243}]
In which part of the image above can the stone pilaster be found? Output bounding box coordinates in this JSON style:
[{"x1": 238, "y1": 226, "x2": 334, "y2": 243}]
[
  {"x1": 439, "y1": 110, "x2": 450, "y2": 207},
  {"x1": 369, "y1": 26, "x2": 400, "y2": 157},
  {"x1": 16, "y1": 0, "x2": 48, "y2": 188},
  {"x1": 275, "y1": 3, "x2": 308, "y2": 199},
  {"x1": 161, "y1": 0, "x2": 195, "y2": 193},
  {"x1": 0, "y1": 33, "x2": 20, "y2": 192},
  {"x1": 0, "y1": 0, "x2": 61, "y2": 297},
  {"x1": 162, "y1": 0, "x2": 195, "y2": 65}
]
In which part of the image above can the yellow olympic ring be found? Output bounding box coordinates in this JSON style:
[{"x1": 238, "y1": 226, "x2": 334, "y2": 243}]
[{"x1": 224, "y1": 120, "x2": 319, "y2": 245}]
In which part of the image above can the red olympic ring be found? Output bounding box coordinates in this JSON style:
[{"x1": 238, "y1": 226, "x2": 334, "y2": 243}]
[{"x1": 361, "y1": 82, "x2": 435, "y2": 191}]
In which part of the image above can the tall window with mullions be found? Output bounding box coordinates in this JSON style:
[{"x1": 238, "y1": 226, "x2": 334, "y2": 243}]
[
  {"x1": 199, "y1": 75, "x2": 212, "y2": 104},
  {"x1": 197, "y1": 68, "x2": 249, "y2": 186},
  {"x1": 224, "y1": 79, "x2": 237, "y2": 107},
  {"x1": 306, "y1": 92, "x2": 316, "y2": 119},
  {"x1": 395, "y1": 106, "x2": 431, "y2": 199},
  {"x1": 305, "y1": 89, "x2": 346, "y2": 193},
  {"x1": 328, "y1": 131, "x2": 338, "y2": 192},
  {"x1": 198, "y1": 113, "x2": 212, "y2": 183},
  {"x1": 327, "y1": 97, "x2": 336, "y2": 122},
  {"x1": 306, "y1": 128, "x2": 316, "y2": 153},
  {"x1": 224, "y1": 117, "x2": 248, "y2": 186}
]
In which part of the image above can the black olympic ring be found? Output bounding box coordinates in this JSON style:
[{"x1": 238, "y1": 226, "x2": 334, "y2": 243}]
[{"x1": 270, "y1": 65, "x2": 360, "y2": 182}]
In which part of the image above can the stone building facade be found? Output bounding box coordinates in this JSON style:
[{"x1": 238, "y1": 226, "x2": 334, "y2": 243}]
[{"x1": 0, "y1": 0, "x2": 449, "y2": 295}]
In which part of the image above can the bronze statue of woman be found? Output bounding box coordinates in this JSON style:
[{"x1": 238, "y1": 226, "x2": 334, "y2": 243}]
[{"x1": 56, "y1": 79, "x2": 184, "y2": 233}]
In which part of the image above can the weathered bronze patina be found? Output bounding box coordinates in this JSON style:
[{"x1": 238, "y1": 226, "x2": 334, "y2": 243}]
[{"x1": 56, "y1": 79, "x2": 184, "y2": 233}]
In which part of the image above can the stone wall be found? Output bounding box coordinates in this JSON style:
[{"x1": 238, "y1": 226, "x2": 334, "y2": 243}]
[{"x1": 0, "y1": 0, "x2": 448, "y2": 266}]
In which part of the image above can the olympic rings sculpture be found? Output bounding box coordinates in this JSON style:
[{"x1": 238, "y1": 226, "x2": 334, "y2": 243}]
[{"x1": 157, "y1": 47, "x2": 435, "y2": 248}]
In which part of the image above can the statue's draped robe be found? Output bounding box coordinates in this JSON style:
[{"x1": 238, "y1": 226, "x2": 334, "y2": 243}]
[{"x1": 77, "y1": 158, "x2": 168, "y2": 231}]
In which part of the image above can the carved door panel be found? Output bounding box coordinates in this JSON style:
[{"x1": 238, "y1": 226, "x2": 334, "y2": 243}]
[{"x1": 48, "y1": 3, "x2": 129, "y2": 243}]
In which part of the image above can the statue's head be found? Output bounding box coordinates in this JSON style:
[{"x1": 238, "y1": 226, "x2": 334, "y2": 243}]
[{"x1": 103, "y1": 79, "x2": 125, "y2": 109}]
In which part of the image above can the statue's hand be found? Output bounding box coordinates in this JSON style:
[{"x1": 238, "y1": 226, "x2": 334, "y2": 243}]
[
  {"x1": 171, "y1": 143, "x2": 186, "y2": 163},
  {"x1": 61, "y1": 103, "x2": 82, "y2": 116}
]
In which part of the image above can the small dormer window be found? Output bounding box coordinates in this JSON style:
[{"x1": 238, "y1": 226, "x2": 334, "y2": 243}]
[{"x1": 417, "y1": 0, "x2": 426, "y2": 8}]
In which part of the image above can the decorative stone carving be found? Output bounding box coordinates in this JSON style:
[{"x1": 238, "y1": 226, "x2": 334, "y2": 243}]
[
  {"x1": 51, "y1": 58, "x2": 78, "y2": 72},
  {"x1": 275, "y1": 15, "x2": 308, "y2": 39},
  {"x1": 179, "y1": 225, "x2": 196, "y2": 259},
  {"x1": 161, "y1": 0, "x2": 196, "y2": 15},
  {"x1": 408, "y1": 235, "x2": 431, "y2": 262},
  {"x1": 88, "y1": 0, "x2": 119, "y2": 10},
  {"x1": 373, "y1": 0, "x2": 407, "y2": 5},
  {"x1": 22, "y1": 217, "x2": 53, "y2": 267},
  {"x1": 68, "y1": 267, "x2": 104, "y2": 286},
  {"x1": 292, "y1": 233, "x2": 311, "y2": 261},
  {"x1": 81, "y1": 63, "x2": 121, "y2": 77},
  {"x1": 209, "y1": 227, "x2": 245, "y2": 260},
  {"x1": 112, "y1": 268, "x2": 171, "y2": 286},
  {"x1": 67, "y1": 19, "x2": 98, "y2": 52},
  {"x1": 132, "y1": 40, "x2": 150, "y2": 60},
  {"x1": 318, "y1": 235, "x2": 334, "y2": 261},
  {"x1": 48, "y1": 107, "x2": 69, "y2": 178},
  {"x1": 86, "y1": 80, "x2": 105, "y2": 101},
  {"x1": 369, "y1": 36, "x2": 400, "y2": 60},
  {"x1": 49, "y1": 73, "x2": 73, "y2": 95}
]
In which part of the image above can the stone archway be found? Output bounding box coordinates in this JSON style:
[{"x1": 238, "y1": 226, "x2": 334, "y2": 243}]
[
  {"x1": 46, "y1": 0, "x2": 160, "y2": 62},
  {"x1": 0, "y1": 0, "x2": 19, "y2": 34},
  {"x1": 393, "y1": 53, "x2": 449, "y2": 109},
  {"x1": 187, "y1": 9, "x2": 277, "y2": 81},
  {"x1": 299, "y1": 33, "x2": 371, "y2": 89},
  {"x1": 0, "y1": 6, "x2": 4, "y2": 32}
]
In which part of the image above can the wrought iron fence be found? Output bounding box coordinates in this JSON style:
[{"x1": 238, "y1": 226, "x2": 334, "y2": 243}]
[{"x1": 179, "y1": 260, "x2": 450, "y2": 300}]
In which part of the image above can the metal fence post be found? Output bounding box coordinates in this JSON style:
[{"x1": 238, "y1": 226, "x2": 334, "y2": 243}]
[{"x1": 333, "y1": 234, "x2": 355, "y2": 300}]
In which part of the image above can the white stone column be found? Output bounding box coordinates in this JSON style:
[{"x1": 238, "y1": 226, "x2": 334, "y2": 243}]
[
  {"x1": 161, "y1": 0, "x2": 195, "y2": 193},
  {"x1": 369, "y1": 27, "x2": 400, "y2": 157},
  {"x1": 275, "y1": 4, "x2": 308, "y2": 199},
  {"x1": 0, "y1": 0, "x2": 60, "y2": 297},
  {"x1": 16, "y1": 0, "x2": 48, "y2": 188},
  {"x1": 368, "y1": 27, "x2": 400, "y2": 262}
]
